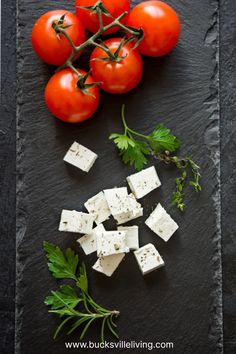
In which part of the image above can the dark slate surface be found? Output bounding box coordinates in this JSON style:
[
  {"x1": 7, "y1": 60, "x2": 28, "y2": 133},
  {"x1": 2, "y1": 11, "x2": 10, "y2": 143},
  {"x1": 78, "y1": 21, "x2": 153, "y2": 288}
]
[
  {"x1": 0, "y1": 0, "x2": 232, "y2": 352},
  {"x1": 15, "y1": 0, "x2": 223, "y2": 353},
  {"x1": 220, "y1": 0, "x2": 236, "y2": 353},
  {"x1": 0, "y1": 1, "x2": 16, "y2": 354}
]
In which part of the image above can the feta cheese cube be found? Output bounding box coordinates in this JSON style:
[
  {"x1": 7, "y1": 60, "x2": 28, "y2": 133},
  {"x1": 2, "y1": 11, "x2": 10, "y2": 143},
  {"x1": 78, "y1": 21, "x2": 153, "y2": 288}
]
[
  {"x1": 84, "y1": 191, "x2": 111, "y2": 225},
  {"x1": 104, "y1": 187, "x2": 130, "y2": 216},
  {"x1": 96, "y1": 231, "x2": 129, "y2": 257},
  {"x1": 114, "y1": 209, "x2": 143, "y2": 225},
  {"x1": 134, "y1": 243, "x2": 164, "y2": 275},
  {"x1": 92, "y1": 253, "x2": 125, "y2": 277},
  {"x1": 145, "y1": 203, "x2": 178, "y2": 242},
  {"x1": 77, "y1": 224, "x2": 105, "y2": 255},
  {"x1": 118, "y1": 225, "x2": 139, "y2": 250},
  {"x1": 59, "y1": 210, "x2": 94, "y2": 234},
  {"x1": 63, "y1": 141, "x2": 98, "y2": 173},
  {"x1": 113, "y1": 194, "x2": 143, "y2": 225},
  {"x1": 127, "y1": 166, "x2": 161, "y2": 199}
]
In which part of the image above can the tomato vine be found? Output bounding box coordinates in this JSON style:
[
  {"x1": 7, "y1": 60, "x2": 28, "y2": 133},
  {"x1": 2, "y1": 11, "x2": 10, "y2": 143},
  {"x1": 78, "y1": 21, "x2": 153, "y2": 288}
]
[{"x1": 53, "y1": 3, "x2": 143, "y2": 86}]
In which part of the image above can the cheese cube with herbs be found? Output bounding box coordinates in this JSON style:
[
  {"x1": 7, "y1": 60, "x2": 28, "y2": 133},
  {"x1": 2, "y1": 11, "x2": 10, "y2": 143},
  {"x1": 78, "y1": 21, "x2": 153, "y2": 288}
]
[
  {"x1": 126, "y1": 166, "x2": 161, "y2": 199},
  {"x1": 118, "y1": 225, "x2": 139, "y2": 250},
  {"x1": 77, "y1": 224, "x2": 105, "y2": 255},
  {"x1": 92, "y1": 253, "x2": 125, "y2": 277},
  {"x1": 145, "y1": 203, "x2": 179, "y2": 242},
  {"x1": 104, "y1": 187, "x2": 130, "y2": 216},
  {"x1": 96, "y1": 230, "x2": 129, "y2": 257},
  {"x1": 134, "y1": 243, "x2": 165, "y2": 275},
  {"x1": 114, "y1": 208, "x2": 143, "y2": 225},
  {"x1": 59, "y1": 210, "x2": 94, "y2": 234},
  {"x1": 113, "y1": 193, "x2": 143, "y2": 224},
  {"x1": 84, "y1": 191, "x2": 111, "y2": 225},
  {"x1": 63, "y1": 141, "x2": 98, "y2": 173}
]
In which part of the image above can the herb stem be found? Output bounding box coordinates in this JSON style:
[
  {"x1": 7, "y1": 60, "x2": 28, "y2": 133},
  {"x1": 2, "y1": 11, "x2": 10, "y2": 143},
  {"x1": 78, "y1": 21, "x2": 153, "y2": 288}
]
[
  {"x1": 44, "y1": 242, "x2": 120, "y2": 340},
  {"x1": 121, "y1": 104, "x2": 148, "y2": 139},
  {"x1": 110, "y1": 106, "x2": 202, "y2": 211},
  {"x1": 128, "y1": 129, "x2": 149, "y2": 140},
  {"x1": 100, "y1": 316, "x2": 107, "y2": 343}
]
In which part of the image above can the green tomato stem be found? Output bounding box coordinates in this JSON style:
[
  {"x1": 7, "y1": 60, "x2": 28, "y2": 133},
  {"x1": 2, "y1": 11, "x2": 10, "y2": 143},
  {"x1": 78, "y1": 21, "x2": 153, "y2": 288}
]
[
  {"x1": 57, "y1": 28, "x2": 77, "y2": 51},
  {"x1": 55, "y1": 8, "x2": 143, "y2": 79}
]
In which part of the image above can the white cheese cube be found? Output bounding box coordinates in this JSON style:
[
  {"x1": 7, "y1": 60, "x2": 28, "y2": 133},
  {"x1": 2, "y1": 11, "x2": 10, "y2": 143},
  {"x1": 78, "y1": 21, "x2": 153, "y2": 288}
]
[
  {"x1": 92, "y1": 253, "x2": 125, "y2": 277},
  {"x1": 84, "y1": 191, "x2": 111, "y2": 225},
  {"x1": 134, "y1": 243, "x2": 164, "y2": 275},
  {"x1": 96, "y1": 231, "x2": 129, "y2": 257},
  {"x1": 104, "y1": 187, "x2": 130, "y2": 216},
  {"x1": 63, "y1": 141, "x2": 98, "y2": 173},
  {"x1": 128, "y1": 193, "x2": 142, "y2": 210},
  {"x1": 113, "y1": 194, "x2": 143, "y2": 225},
  {"x1": 118, "y1": 226, "x2": 139, "y2": 250},
  {"x1": 145, "y1": 203, "x2": 178, "y2": 242},
  {"x1": 127, "y1": 166, "x2": 161, "y2": 199},
  {"x1": 77, "y1": 224, "x2": 105, "y2": 255},
  {"x1": 59, "y1": 210, "x2": 94, "y2": 234},
  {"x1": 114, "y1": 209, "x2": 143, "y2": 225}
]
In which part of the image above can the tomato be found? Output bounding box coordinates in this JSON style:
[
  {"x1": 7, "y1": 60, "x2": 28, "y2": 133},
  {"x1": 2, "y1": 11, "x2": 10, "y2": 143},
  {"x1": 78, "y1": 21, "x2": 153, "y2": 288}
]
[
  {"x1": 90, "y1": 38, "x2": 143, "y2": 94},
  {"x1": 126, "y1": 1, "x2": 180, "y2": 57},
  {"x1": 32, "y1": 10, "x2": 86, "y2": 66},
  {"x1": 75, "y1": 0, "x2": 130, "y2": 35},
  {"x1": 45, "y1": 69, "x2": 100, "y2": 123}
]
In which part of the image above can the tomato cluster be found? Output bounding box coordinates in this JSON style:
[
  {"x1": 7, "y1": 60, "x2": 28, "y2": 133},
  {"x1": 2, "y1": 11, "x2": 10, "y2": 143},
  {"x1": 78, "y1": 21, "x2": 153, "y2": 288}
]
[{"x1": 32, "y1": 0, "x2": 180, "y2": 124}]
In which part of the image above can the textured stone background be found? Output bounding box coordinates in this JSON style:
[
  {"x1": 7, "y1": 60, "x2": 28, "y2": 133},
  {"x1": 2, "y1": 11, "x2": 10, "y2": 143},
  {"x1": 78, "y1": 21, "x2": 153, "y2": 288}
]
[{"x1": 0, "y1": 0, "x2": 236, "y2": 353}]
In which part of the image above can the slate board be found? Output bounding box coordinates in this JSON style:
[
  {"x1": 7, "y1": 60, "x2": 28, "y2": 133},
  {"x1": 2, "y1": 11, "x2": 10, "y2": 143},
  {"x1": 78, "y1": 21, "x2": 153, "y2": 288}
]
[
  {"x1": 16, "y1": 0, "x2": 223, "y2": 353},
  {"x1": 220, "y1": 0, "x2": 236, "y2": 351}
]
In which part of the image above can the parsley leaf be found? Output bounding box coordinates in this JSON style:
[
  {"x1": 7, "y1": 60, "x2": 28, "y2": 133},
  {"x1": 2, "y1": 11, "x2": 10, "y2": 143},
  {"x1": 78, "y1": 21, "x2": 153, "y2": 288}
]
[
  {"x1": 76, "y1": 264, "x2": 89, "y2": 293},
  {"x1": 121, "y1": 140, "x2": 150, "y2": 171},
  {"x1": 44, "y1": 241, "x2": 79, "y2": 281},
  {"x1": 109, "y1": 133, "x2": 135, "y2": 150},
  {"x1": 45, "y1": 285, "x2": 82, "y2": 313},
  {"x1": 110, "y1": 104, "x2": 202, "y2": 211},
  {"x1": 44, "y1": 242, "x2": 120, "y2": 340},
  {"x1": 149, "y1": 124, "x2": 181, "y2": 152}
]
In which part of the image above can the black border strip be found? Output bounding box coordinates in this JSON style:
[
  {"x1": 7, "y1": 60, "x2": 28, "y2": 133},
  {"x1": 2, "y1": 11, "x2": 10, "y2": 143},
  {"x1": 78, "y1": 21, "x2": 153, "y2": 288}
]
[{"x1": 0, "y1": 1, "x2": 16, "y2": 354}]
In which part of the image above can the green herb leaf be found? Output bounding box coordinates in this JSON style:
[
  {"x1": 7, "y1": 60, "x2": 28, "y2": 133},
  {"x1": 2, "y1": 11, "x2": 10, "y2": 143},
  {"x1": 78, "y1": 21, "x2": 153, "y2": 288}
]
[
  {"x1": 109, "y1": 133, "x2": 135, "y2": 150},
  {"x1": 76, "y1": 263, "x2": 89, "y2": 293},
  {"x1": 121, "y1": 140, "x2": 150, "y2": 171},
  {"x1": 44, "y1": 242, "x2": 120, "y2": 340},
  {"x1": 43, "y1": 241, "x2": 78, "y2": 281},
  {"x1": 45, "y1": 285, "x2": 81, "y2": 312},
  {"x1": 172, "y1": 170, "x2": 187, "y2": 211},
  {"x1": 149, "y1": 124, "x2": 181, "y2": 152},
  {"x1": 110, "y1": 105, "x2": 202, "y2": 211}
]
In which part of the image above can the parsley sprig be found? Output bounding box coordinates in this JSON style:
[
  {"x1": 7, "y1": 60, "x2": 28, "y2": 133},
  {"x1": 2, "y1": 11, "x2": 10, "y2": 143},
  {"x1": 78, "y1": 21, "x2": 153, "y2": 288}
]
[
  {"x1": 44, "y1": 242, "x2": 119, "y2": 341},
  {"x1": 110, "y1": 105, "x2": 201, "y2": 211}
]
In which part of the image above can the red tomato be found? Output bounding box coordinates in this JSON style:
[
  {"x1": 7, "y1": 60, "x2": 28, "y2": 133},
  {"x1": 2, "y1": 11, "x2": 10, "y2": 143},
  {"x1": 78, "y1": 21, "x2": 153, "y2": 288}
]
[
  {"x1": 90, "y1": 38, "x2": 143, "y2": 94},
  {"x1": 32, "y1": 10, "x2": 86, "y2": 66},
  {"x1": 126, "y1": 1, "x2": 180, "y2": 57},
  {"x1": 75, "y1": 0, "x2": 130, "y2": 35},
  {"x1": 45, "y1": 69, "x2": 100, "y2": 123}
]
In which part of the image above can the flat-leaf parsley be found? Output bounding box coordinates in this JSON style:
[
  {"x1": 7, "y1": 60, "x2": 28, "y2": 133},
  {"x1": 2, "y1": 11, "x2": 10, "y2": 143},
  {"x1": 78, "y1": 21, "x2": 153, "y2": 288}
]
[
  {"x1": 110, "y1": 105, "x2": 201, "y2": 211},
  {"x1": 44, "y1": 242, "x2": 120, "y2": 341}
]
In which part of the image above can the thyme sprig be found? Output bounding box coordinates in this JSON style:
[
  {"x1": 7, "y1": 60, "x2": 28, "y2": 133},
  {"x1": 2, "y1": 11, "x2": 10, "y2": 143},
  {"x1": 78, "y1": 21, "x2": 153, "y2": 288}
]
[
  {"x1": 44, "y1": 242, "x2": 119, "y2": 341},
  {"x1": 110, "y1": 105, "x2": 202, "y2": 211}
]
